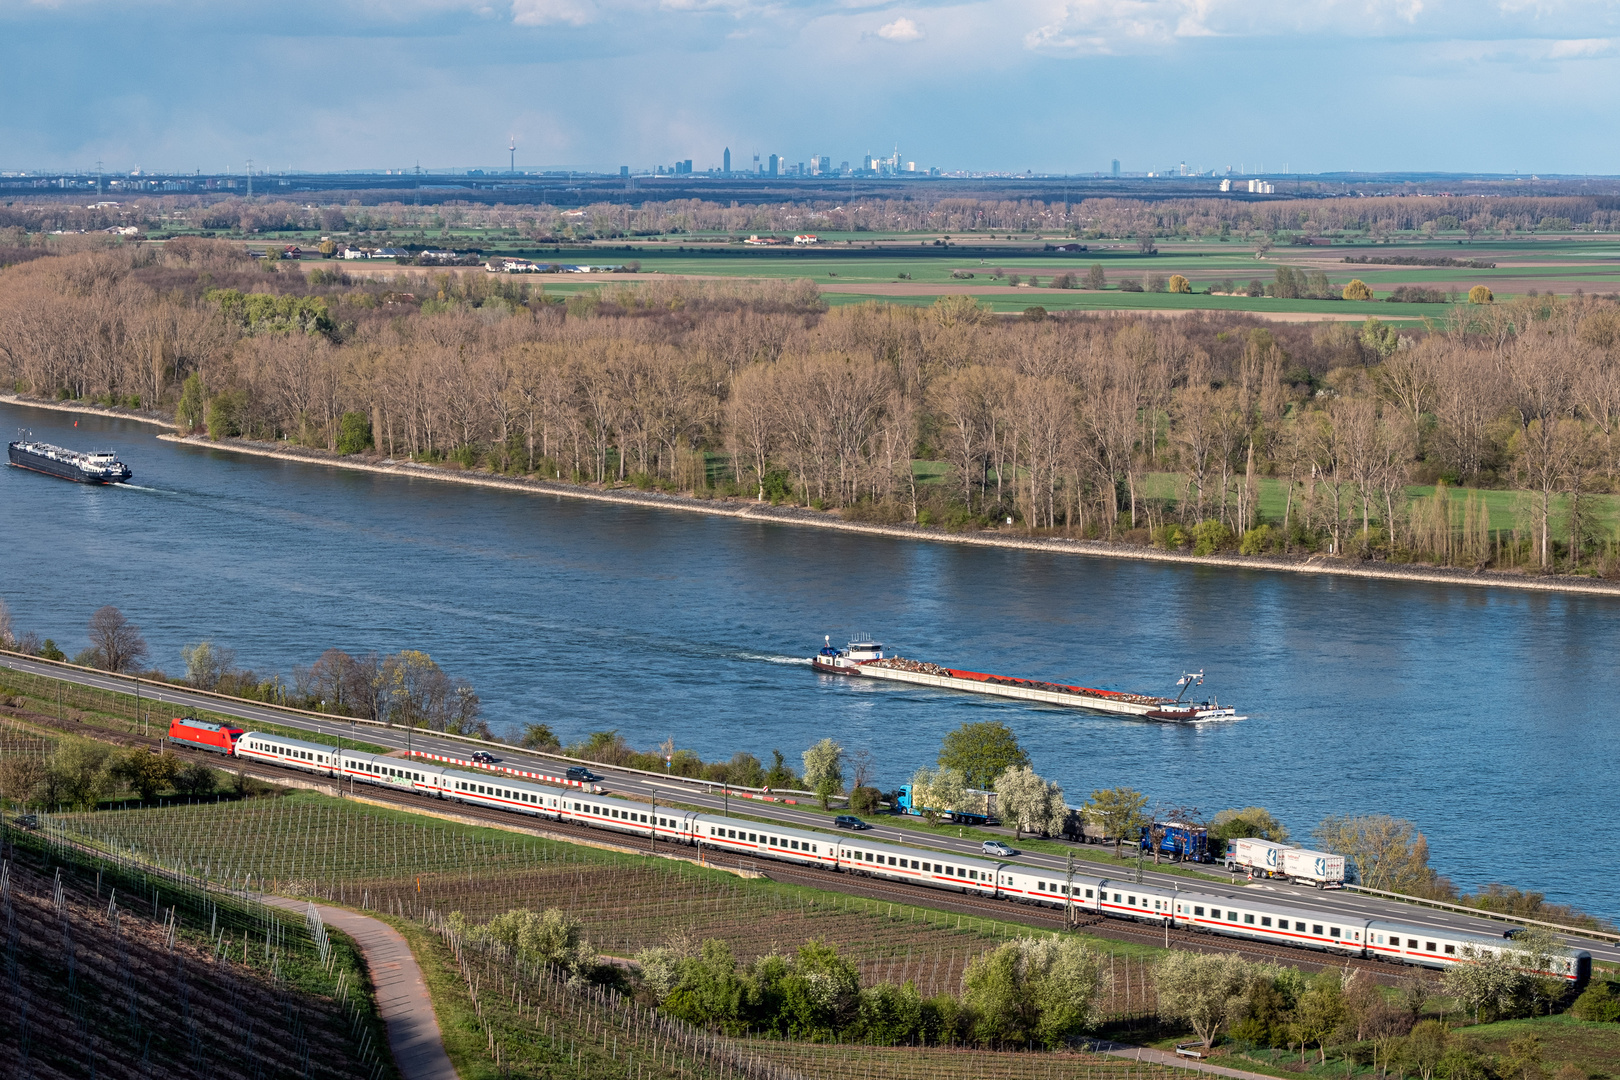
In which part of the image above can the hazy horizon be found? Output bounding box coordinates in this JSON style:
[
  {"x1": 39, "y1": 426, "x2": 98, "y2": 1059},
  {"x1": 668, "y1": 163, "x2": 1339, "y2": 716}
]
[{"x1": 3, "y1": 1, "x2": 1617, "y2": 176}]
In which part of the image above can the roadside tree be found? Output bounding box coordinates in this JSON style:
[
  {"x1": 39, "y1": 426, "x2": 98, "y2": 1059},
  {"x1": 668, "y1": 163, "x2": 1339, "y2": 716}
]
[
  {"x1": 1084, "y1": 787, "x2": 1149, "y2": 857},
  {"x1": 994, "y1": 765, "x2": 1066, "y2": 839},
  {"x1": 1312, "y1": 813, "x2": 1438, "y2": 893},
  {"x1": 87, "y1": 605, "x2": 147, "y2": 672},
  {"x1": 938, "y1": 720, "x2": 1028, "y2": 790},
  {"x1": 519, "y1": 723, "x2": 560, "y2": 750},
  {"x1": 181, "y1": 640, "x2": 236, "y2": 690},
  {"x1": 908, "y1": 765, "x2": 967, "y2": 823},
  {"x1": 802, "y1": 737, "x2": 844, "y2": 808},
  {"x1": 1208, "y1": 806, "x2": 1290, "y2": 843}
]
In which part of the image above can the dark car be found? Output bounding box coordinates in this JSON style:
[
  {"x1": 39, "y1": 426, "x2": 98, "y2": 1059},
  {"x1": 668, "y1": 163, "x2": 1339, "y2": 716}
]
[
  {"x1": 566, "y1": 766, "x2": 600, "y2": 783},
  {"x1": 834, "y1": 815, "x2": 870, "y2": 830},
  {"x1": 470, "y1": 750, "x2": 497, "y2": 764}
]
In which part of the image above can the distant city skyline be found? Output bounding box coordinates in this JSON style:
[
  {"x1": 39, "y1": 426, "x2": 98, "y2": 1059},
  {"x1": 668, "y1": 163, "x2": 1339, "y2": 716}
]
[{"x1": 3, "y1": 2, "x2": 1618, "y2": 174}]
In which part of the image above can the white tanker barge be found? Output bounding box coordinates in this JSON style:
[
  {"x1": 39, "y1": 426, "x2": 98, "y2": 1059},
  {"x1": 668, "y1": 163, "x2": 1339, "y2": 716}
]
[{"x1": 812, "y1": 638, "x2": 1243, "y2": 723}]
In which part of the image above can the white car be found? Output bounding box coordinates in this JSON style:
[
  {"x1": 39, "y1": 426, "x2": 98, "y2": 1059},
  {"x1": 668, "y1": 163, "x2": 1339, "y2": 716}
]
[{"x1": 982, "y1": 840, "x2": 1018, "y2": 857}]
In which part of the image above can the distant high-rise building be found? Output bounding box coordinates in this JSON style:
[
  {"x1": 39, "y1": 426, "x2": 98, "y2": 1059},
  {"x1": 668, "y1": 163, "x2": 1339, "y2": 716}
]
[
  {"x1": 723, "y1": 148, "x2": 731, "y2": 173},
  {"x1": 620, "y1": 166, "x2": 629, "y2": 177},
  {"x1": 768, "y1": 154, "x2": 779, "y2": 177},
  {"x1": 1111, "y1": 159, "x2": 1120, "y2": 178},
  {"x1": 817, "y1": 156, "x2": 831, "y2": 175}
]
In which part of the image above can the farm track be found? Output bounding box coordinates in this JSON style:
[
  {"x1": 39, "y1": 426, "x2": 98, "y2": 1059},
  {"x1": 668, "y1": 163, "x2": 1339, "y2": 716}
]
[{"x1": 13, "y1": 705, "x2": 1435, "y2": 982}]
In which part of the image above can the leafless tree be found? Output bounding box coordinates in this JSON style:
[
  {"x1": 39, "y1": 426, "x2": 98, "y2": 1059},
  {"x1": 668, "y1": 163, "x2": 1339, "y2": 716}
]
[{"x1": 87, "y1": 605, "x2": 147, "y2": 672}]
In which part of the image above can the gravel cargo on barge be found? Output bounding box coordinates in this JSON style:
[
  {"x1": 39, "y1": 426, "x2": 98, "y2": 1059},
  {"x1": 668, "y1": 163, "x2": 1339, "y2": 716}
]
[{"x1": 812, "y1": 637, "x2": 1242, "y2": 723}]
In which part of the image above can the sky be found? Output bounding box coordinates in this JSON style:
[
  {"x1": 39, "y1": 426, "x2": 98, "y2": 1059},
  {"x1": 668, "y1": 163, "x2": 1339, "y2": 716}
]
[{"x1": 2, "y1": 0, "x2": 1619, "y2": 176}]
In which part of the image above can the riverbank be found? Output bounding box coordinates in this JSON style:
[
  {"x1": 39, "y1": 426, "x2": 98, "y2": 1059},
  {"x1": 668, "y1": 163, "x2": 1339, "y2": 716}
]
[
  {"x1": 156, "y1": 431, "x2": 1620, "y2": 599},
  {"x1": 0, "y1": 393, "x2": 176, "y2": 428}
]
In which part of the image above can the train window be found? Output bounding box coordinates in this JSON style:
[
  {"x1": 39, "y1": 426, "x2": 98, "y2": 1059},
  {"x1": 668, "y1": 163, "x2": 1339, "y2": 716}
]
[
  {"x1": 911, "y1": 861, "x2": 919, "y2": 870},
  {"x1": 1260, "y1": 917, "x2": 1271, "y2": 927},
  {"x1": 748, "y1": 833, "x2": 756, "y2": 843},
  {"x1": 1312, "y1": 925, "x2": 1324, "y2": 936},
  {"x1": 1330, "y1": 928, "x2": 1341, "y2": 938},
  {"x1": 1444, "y1": 944, "x2": 1455, "y2": 955},
  {"x1": 1129, "y1": 896, "x2": 1137, "y2": 907},
  {"x1": 1425, "y1": 942, "x2": 1436, "y2": 953},
  {"x1": 810, "y1": 845, "x2": 817, "y2": 854},
  {"x1": 1407, "y1": 939, "x2": 1418, "y2": 949},
  {"x1": 1245, "y1": 914, "x2": 1255, "y2": 925},
  {"x1": 1114, "y1": 893, "x2": 1122, "y2": 903},
  {"x1": 922, "y1": 862, "x2": 931, "y2": 872},
  {"x1": 790, "y1": 840, "x2": 799, "y2": 849},
  {"x1": 1087, "y1": 890, "x2": 1094, "y2": 899},
  {"x1": 1194, "y1": 907, "x2": 1205, "y2": 917},
  {"x1": 727, "y1": 829, "x2": 736, "y2": 839}
]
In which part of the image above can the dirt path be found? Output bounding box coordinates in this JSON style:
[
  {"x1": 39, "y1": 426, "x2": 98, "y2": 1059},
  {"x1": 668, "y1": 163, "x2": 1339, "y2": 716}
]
[{"x1": 264, "y1": 897, "x2": 459, "y2": 1080}]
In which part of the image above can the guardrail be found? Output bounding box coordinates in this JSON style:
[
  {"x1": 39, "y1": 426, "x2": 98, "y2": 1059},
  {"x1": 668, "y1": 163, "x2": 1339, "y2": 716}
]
[
  {"x1": 0, "y1": 649, "x2": 821, "y2": 803},
  {"x1": 1343, "y1": 883, "x2": 1619, "y2": 944}
]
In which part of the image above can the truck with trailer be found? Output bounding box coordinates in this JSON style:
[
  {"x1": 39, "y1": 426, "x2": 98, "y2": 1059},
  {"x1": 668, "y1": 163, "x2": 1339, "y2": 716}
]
[
  {"x1": 1225, "y1": 838, "x2": 1346, "y2": 889},
  {"x1": 895, "y1": 785, "x2": 999, "y2": 826},
  {"x1": 1139, "y1": 821, "x2": 1212, "y2": 862}
]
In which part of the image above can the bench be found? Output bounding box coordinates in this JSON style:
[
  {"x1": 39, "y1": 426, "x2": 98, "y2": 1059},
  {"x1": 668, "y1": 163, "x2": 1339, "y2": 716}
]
[{"x1": 1175, "y1": 1044, "x2": 1207, "y2": 1060}]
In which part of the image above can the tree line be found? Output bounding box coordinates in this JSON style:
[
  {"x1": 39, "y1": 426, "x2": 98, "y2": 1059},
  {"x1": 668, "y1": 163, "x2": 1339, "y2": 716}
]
[
  {"x1": 7, "y1": 242, "x2": 1620, "y2": 572},
  {"x1": 0, "y1": 600, "x2": 488, "y2": 738},
  {"x1": 6, "y1": 189, "x2": 1620, "y2": 244}
]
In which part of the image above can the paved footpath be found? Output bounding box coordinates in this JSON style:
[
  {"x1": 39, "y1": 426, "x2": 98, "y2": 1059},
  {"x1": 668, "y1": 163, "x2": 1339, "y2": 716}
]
[
  {"x1": 265, "y1": 897, "x2": 459, "y2": 1080},
  {"x1": 1095, "y1": 1041, "x2": 1281, "y2": 1080}
]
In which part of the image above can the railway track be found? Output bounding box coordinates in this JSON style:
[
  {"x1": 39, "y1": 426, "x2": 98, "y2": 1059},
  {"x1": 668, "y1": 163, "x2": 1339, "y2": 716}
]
[{"x1": 10, "y1": 707, "x2": 1437, "y2": 982}]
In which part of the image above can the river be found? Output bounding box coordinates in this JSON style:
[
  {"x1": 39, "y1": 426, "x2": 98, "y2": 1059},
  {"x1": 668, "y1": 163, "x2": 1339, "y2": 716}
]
[{"x1": 3, "y1": 401, "x2": 1615, "y2": 916}]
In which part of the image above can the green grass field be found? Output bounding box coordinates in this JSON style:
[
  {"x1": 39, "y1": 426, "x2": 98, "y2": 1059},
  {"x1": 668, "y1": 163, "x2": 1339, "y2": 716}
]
[{"x1": 231, "y1": 230, "x2": 1620, "y2": 319}]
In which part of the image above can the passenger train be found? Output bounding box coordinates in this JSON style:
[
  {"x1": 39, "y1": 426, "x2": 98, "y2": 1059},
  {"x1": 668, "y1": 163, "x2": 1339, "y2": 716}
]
[{"x1": 180, "y1": 721, "x2": 1594, "y2": 986}]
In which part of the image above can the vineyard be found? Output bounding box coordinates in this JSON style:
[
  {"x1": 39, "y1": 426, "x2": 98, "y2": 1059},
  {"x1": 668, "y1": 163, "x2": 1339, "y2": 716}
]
[
  {"x1": 405, "y1": 907, "x2": 1205, "y2": 1080},
  {"x1": 53, "y1": 792, "x2": 1167, "y2": 1024},
  {"x1": 1, "y1": 821, "x2": 394, "y2": 1080}
]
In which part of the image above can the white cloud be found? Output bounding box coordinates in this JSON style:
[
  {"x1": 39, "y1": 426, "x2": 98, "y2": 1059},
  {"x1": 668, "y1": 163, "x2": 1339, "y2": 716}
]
[
  {"x1": 510, "y1": 0, "x2": 595, "y2": 25},
  {"x1": 877, "y1": 16, "x2": 922, "y2": 41}
]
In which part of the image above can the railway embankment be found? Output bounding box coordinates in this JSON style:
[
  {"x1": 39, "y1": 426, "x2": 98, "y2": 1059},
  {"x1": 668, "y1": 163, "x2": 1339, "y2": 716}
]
[{"x1": 152, "y1": 430, "x2": 1620, "y2": 599}]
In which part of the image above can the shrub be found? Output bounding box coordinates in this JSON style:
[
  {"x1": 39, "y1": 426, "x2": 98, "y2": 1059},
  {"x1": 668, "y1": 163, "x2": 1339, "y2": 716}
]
[
  {"x1": 1191, "y1": 519, "x2": 1233, "y2": 556},
  {"x1": 336, "y1": 410, "x2": 372, "y2": 455},
  {"x1": 1154, "y1": 523, "x2": 1188, "y2": 549},
  {"x1": 1021, "y1": 306, "x2": 1048, "y2": 322},
  {"x1": 1342, "y1": 278, "x2": 1374, "y2": 301},
  {"x1": 1469, "y1": 284, "x2": 1494, "y2": 304},
  {"x1": 1239, "y1": 524, "x2": 1277, "y2": 556},
  {"x1": 1168, "y1": 274, "x2": 1191, "y2": 293},
  {"x1": 1118, "y1": 279, "x2": 1143, "y2": 293},
  {"x1": 1247, "y1": 278, "x2": 1265, "y2": 297},
  {"x1": 1145, "y1": 273, "x2": 1167, "y2": 293},
  {"x1": 849, "y1": 785, "x2": 882, "y2": 813},
  {"x1": 1572, "y1": 981, "x2": 1620, "y2": 1022}
]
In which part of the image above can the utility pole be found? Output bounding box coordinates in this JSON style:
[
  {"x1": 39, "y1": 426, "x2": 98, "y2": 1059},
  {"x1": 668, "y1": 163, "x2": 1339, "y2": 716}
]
[{"x1": 1064, "y1": 851, "x2": 1076, "y2": 930}]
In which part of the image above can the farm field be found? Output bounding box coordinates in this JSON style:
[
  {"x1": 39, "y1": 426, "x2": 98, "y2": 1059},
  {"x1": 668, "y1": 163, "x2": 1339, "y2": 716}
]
[{"x1": 281, "y1": 233, "x2": 1620, "y2": 320}]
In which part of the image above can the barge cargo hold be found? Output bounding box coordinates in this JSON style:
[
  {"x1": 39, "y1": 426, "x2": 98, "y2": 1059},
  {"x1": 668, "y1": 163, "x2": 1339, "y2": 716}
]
[{"x1": 812, "y1": 638, "x2": 1242, "y2": 723}]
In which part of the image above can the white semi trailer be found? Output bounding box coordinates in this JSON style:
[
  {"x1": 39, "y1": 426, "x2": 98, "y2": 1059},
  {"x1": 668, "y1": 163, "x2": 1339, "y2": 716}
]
[{"x1": 1225, "y1": 838, "x2": 1346, "y2": 889}]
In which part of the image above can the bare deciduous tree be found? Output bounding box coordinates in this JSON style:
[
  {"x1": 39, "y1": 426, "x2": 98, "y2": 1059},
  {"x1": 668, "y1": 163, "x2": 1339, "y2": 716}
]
[{"x1": 87, "y1": 605, "x2": 147, "y2": 672}]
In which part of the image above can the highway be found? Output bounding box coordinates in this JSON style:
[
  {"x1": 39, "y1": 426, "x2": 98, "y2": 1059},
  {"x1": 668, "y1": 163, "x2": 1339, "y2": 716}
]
[{"x1": 5, "y1": 650, "x2": 1615, "y2": 966}]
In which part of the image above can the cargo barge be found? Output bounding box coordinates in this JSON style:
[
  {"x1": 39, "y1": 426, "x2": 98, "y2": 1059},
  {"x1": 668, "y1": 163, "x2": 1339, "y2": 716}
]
[
  {"x1": 812, "y1": 637, "x2": 1242, "y2": 723},
  {"x1": 8, "y1": 432, "x2": 131, "y2": 484}
]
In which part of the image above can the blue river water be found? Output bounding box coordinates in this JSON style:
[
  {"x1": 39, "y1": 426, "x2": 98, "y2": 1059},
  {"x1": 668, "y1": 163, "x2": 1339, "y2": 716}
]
[{"x1": 3, "y1": 402, "x2": 1617, "y2": 916}]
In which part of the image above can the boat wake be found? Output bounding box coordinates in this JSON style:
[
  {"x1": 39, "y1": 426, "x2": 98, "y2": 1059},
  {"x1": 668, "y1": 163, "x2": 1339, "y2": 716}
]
[{"x1": 737, "y1": 652, "x2": 814, "y2": 666}]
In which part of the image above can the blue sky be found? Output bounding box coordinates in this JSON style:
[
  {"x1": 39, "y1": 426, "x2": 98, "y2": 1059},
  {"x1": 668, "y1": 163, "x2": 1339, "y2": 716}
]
[{"x1": 2, "y1": 0, "x2": 1618, "y2": 176}]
